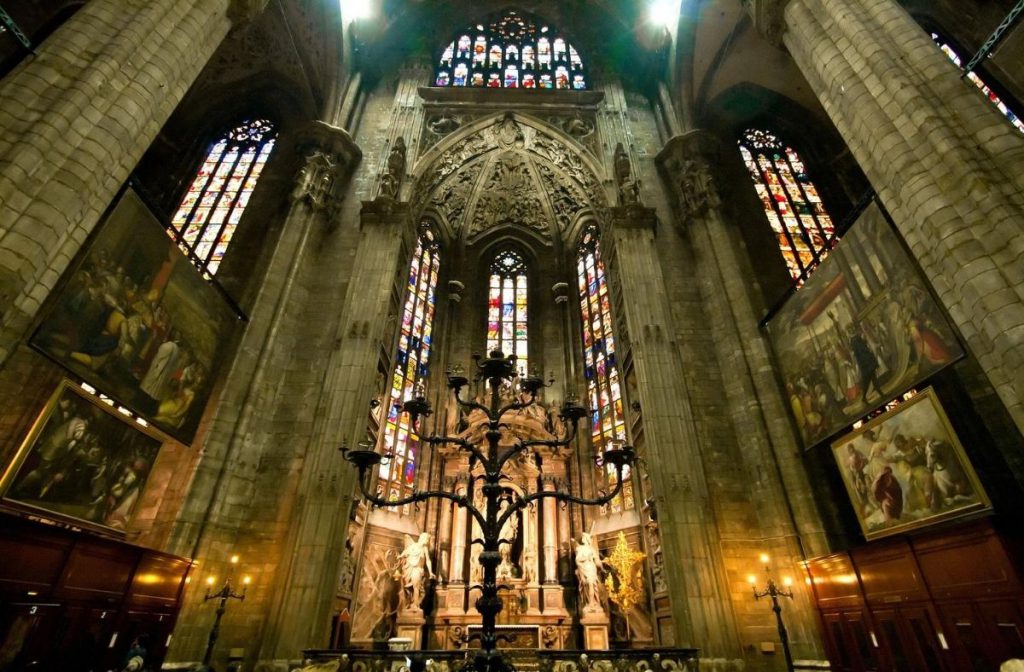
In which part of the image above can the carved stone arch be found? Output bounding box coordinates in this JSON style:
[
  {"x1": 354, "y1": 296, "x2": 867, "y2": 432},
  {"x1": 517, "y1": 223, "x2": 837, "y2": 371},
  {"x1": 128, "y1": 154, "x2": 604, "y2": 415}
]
[
  {"x1": 411, "y1": 112, "x2": 609, "y2": 247},
  {"x1": 417, "y1": 206, "x2": 457, "y2": 250},
  {"x1": 565, "y1": 209, "x2": 605, "y2": 251}
]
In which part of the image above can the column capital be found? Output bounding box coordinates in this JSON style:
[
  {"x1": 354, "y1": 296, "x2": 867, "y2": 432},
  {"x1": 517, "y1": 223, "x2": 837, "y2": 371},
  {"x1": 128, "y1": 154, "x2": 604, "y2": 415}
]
[
  {"x1": 603, "y1": 205, "x2": 659, "y2": 235},
  {"x1": 291, "y1": 121, "x2": 363, "y2": 216},
  {"x1": 743, "y1": 0, "x2": 792, "y2": 47},
  {"x1": 227, "y1": 0, "x2": 272, "y2": 25},
  {"x1": 655, "y1": 130, "x2": 723, "y2": 219}
]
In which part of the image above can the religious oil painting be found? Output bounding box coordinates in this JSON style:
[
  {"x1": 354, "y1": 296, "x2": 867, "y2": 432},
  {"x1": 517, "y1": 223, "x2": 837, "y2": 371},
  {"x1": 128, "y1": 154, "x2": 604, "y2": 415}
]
[
  {"x1": 765, "y1": 201, "x2": 964, "y2": 449},
  {"x1": 830, "y1": 388, "x2": 989, "y2": 540},
  {"x1": 0, "y1": 380, "x2": 164, "y2": 534},
  {"x1": 30, "y1": 188, "x2": 237, "y2": 444}
]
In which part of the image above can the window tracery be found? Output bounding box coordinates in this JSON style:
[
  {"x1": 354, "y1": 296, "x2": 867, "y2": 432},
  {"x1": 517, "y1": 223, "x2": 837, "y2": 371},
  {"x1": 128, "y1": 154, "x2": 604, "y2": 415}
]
[
  {"x1": 931, "y1": 33, "x2": 1024, "y2": 134},
  {"x1": 577, "y1": 227, "x2": 632, "y2": 513},
  {"x1": 738, "y1": 128, "x2": 835, "y2": 281},
  {"x1": 379, "y1": 226, "x2": 440, "y2": 505},
  {"x1": 486, "y1": 250, "x2": 528, "y2": 376},
  {"x1": 168, "y1": 118, "x2": 277, "y2": 275},
  {"x1": 434, "y1": 10, "x2": 587, "y2": 91}
]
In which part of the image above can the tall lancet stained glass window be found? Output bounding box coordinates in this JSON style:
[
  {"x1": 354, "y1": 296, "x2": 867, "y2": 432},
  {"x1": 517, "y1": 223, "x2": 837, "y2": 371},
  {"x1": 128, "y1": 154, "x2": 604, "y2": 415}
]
[
  {"x1": 738, "y1": 128, "x2": 835, "y2": 281},
  {"x1": 931, "y1": 33, "x2": 1024, "y2": 134},
  {"x1": 577, "y1": 228, "x2": 632, "y2": 513},
  {"x1": 487, "y1": 250, "x2": 528, "y2": 377},
  {"x1": 434, "y1": 10, "x2": 587, "y2": 90},
  {"x1": 169, "y1": 119, "x2": 277, "y2": 275},
  {"x1": 379, "y1": 227, "x2": 440, "y2": 506}
]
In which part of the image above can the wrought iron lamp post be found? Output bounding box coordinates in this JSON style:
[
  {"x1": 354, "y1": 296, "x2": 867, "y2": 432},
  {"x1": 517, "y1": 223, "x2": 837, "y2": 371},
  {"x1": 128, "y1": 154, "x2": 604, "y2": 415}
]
[
  {"x1": 748, "y1": 554, "x2": 795, "y2": 672},
  {"x1": 201, "y1": 556, "x2": 250, "y2": 667},
  {"x1": 343, "y1": 350, "x2": 635, "y2": 672}
]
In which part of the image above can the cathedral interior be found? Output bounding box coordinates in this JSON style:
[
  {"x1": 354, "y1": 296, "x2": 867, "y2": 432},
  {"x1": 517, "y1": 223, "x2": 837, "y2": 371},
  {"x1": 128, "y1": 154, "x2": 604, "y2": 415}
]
[{"x1": 1, "y1": 0, "x2": 1023, "y2": 671}]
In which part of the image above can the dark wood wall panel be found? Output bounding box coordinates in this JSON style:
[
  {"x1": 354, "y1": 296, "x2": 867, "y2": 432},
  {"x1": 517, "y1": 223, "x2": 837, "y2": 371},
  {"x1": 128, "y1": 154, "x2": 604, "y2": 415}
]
[{"x1": 807, "y1": 518, "x2": 1024, "y2": 672}]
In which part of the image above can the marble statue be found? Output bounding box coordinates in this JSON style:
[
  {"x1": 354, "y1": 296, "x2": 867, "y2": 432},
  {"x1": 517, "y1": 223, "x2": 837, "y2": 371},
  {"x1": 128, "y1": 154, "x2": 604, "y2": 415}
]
[
  {"x1": 399, "y1": 532, "x2": 433, "y2": 610},
  {"x1": 575, "y1": 532, "x2": 608, "y2": 613}
]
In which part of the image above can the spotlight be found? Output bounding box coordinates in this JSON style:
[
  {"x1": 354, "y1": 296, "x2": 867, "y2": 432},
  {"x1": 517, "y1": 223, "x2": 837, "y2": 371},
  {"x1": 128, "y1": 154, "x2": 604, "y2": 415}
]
[
  {"x1": 341, "y1": 0, "x2": 372, "y2": 22},
  {"x1": 649, "y1": 0, "x2": 679, "y2": 28}
]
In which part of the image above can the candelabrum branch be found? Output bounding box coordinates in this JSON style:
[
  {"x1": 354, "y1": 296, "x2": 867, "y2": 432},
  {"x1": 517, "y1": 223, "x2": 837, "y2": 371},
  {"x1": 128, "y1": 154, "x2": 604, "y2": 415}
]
[
  {"x1": 496, "y1": 423, "x2": 579, "y2": 473},
  {"x1": 421, "y1": 433, "x2": 491, "y2": 469},
  {"x1": 496, "y1": 466, "x2": 626, "y2": 530},
  {"x1": 355, "y1": 474, "x2": 486, "y2": 528}
]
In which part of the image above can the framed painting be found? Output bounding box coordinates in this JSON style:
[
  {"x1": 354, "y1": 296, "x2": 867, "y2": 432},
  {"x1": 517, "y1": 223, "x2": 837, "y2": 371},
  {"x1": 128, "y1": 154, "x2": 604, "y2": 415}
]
[
  {"x1": 30, "y1": 187, "x2": 238, "y2": 444},
  {"x1": 830, "y1": 387, "x2": 990, "y2": 540},
  {"x1": 765, "y1": 200, "x2": 964, "y2": 449},
  {"x1": 0, "y1": 380, "x2": 164, "y2": 534}
]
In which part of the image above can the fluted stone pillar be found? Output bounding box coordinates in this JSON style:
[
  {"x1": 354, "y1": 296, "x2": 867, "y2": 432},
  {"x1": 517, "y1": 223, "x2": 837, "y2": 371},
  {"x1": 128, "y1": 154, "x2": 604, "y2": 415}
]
[
  {"x1": 751, "y1": 0, "x2": 1024, "y2": 438},
  {"x1": 450, "y1": 479, "x2": 469, "y2": 583},
  {"x1": 602, "y1": 205, "x2": 742, "y2": 662},
  {"x1": 258, "y1": 198, "x2": 416, "y2": 663},
  {"x1": 164, "y1": 121, "x2": 360, "y2": 666},
  {"x1": 0, "y1": 0, "x2": 266, "y2": 364},
  {"x1": 541, "y1": 476, "x2": 558, "y2": 584},
  {"x1": 657, "y1": 130, "x2": 826, "y2": 659}
]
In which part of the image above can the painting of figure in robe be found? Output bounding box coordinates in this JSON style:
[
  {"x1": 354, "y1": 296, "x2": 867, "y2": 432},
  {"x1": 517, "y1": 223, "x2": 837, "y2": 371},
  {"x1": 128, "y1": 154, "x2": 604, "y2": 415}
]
[
  {"x1": 765, "y1": 200, "x2": 964, "y2": 449},
  {"x1": 30, "y1": 188, "x2": 237, "y2": 443},
  {"x1": 830, "y1": 388, "x2": 989, "y2": 540},
  {"x1": 1, "y1": 380, "x2": 163, "y2": 533}
]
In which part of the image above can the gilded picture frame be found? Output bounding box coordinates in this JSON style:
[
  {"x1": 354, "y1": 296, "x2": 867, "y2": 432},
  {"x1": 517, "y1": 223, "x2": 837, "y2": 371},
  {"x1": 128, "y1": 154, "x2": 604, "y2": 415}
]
[
  {"x1": 765, "y1": 201, "x2": 965, "y2": 450},
  {"x1": 29, "y1": 187, "x2": 237, "y2": 444},
  {"x1": 0, "y1": 379, "x2": 164, "y2": 535},
  {"x1": 830, "y1": 387, "x2": 990, "y2": 540}
]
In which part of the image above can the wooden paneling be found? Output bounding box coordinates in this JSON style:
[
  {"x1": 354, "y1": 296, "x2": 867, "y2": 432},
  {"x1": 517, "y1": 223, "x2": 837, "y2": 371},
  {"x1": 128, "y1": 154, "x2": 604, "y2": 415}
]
[
  {"x1": 128, "y1": 553, "x2": 190, "y2": 608},
  {"x1": 56, "y1": 541, "x2": 136, "y2": 601},
  {"x1": 0, "y1": 529, "x2": 70, "y2": 594},
  {"x1": 852, "y1": 539, "x2": 930, "y2": 606},
  {"x1": 808, "y1": 519, "x2": 1024, "y2": 672}
]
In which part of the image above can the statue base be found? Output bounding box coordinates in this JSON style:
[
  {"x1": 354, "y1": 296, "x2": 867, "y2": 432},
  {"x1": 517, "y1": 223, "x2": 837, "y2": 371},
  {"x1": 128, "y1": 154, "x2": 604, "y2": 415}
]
[
  {"x1": 580, "y1": 609, "x2": 610, "y2": 650},
  {"x1": 395, "y1": 609, "x2": 425, "y2": 649}
]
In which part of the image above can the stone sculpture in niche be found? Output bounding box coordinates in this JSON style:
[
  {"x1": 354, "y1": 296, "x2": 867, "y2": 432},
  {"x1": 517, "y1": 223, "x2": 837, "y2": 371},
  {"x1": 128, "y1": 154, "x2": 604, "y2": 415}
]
[
  {"x1": 379, "y1": 136, "x2": 407, "y2": 199},
  {"x1": 399, "y1": 531, "x2": 434, "y2": 611},
  {"x1": 576, "y1": 532, "x2": 609, "y2": 613}
]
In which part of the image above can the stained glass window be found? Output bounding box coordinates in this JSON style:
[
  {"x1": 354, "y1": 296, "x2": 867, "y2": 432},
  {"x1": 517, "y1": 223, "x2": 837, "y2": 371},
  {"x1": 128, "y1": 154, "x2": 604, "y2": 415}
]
[
  {"x1": 433, "y1": 10, "x2": 588, "y2": 91},
  {"x1": 168, "y1": 118, "x2": 277, "y2": 275},
  {"x1": 577, "y1": 228, "x2": 632, "y2": 514},
  {"x1": 486, "y1": 250, "x2": 528, "y2": 376},
  {"x1": 738, "y1": 128, "x2": 835, "y2": 281},
  {"x1": 931, "y1": 33, "x2": 1024, "y2": 134},
  {"x1": 379, "y1": 226, "x2": 441, "y2": 506}
]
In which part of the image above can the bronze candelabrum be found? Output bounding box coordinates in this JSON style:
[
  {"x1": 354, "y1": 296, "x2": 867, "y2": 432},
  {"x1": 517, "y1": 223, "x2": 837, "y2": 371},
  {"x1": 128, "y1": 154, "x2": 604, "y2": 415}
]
[
  {"x1": 201, "y1": 563, "x2": 249, "y2": 667},
  {"x1": 749, "y1": 554, "x2": 795, "y2": 672},
  {"x1": 343, "y1": 350, "x2": 636, "y2": 672}
]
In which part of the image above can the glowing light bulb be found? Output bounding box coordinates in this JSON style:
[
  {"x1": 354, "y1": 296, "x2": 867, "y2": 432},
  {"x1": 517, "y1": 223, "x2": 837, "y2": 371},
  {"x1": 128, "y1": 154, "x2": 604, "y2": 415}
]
[
  {"x1": 230, "y1": 555, "x2": 239, "y2": 564},
  {"x1": 759, "y1": 553, "x2": 770, "y2": 565},
  {"x1": 747, "y1": 574, "x2": 757, "y2": 586},
  {"x1": 783, "y1": 576, "x2": 794, "y2": 587},
  {"x1": 243, "y1": 576, "x2": 252, "y2": 585},
  {"x1": 206, "y1": 576, "x2": 216, "y2": 586}
]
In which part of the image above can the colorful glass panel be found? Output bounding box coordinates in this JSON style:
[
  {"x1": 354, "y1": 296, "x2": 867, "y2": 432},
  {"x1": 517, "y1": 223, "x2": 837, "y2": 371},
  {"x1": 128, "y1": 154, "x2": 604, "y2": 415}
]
[
  {"x1": 932, "y1": 34, "x2": 1024, "y2": 134},
  {"x1": 432, "y1": 10, "x2": 587, "y2": 91},
  {"x1": 486, "y1": 250, "x2": 528, "y2": 377},
  {"x1": 577, "y1": 228, "x2": 632, "y2": 513},
  {"x1": 378, "y1": 226, "x2": 440, "y2": 508},
  {"x1": 738, "y1": 128, "x2": 835, "y2": 282},
  {"x1": 169, "y1": 118, "x2": 277, "y2": 276}
]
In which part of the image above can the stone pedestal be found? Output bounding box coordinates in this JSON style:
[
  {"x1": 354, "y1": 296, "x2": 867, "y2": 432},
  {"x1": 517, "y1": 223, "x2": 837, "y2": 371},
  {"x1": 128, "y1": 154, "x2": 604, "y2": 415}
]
[
  {"x1": 395, "y1": 610, "x2": 426, "y2": 649},
  {"x1": 580, "y1": 609, "x2": 610, "y2": 650}
]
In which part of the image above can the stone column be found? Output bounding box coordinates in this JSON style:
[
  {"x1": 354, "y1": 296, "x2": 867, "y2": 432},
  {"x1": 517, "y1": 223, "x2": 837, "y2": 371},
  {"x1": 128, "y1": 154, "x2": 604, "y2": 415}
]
[
  {"x1": 602, "y1": 204, "x2": 742, "y2": 661},
  {"x1": 657, "y1": 130, "x2": 826, "y2": 659},
  {"x1": 541, "y1": 476, "x2": 558, "y2": 584},
  {"x1": 0, "y1": 0, "x2": 266, "y2": 364},
  {"x1": 449, "y1": 478, "x2": 468, "y2": 583},
  {"x1": 437, "y1": 476, "x2": 455, "y2": 583},
  {"x1": 258, "y1": 198, "x2": 416, "y2": 663},
  {"x1": 754, "y1": 0, "x2": 1024, "y2": 437},
  {"x1": 163, "y1": 121, "x2": 361, "y2": 665}
]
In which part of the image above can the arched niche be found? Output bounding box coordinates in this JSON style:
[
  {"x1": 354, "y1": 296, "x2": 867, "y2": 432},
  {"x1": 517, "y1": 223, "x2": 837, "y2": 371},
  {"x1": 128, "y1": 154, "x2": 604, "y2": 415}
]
[{"x1": 410, "y1": 112, "x2": 609, "y2": 251}]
